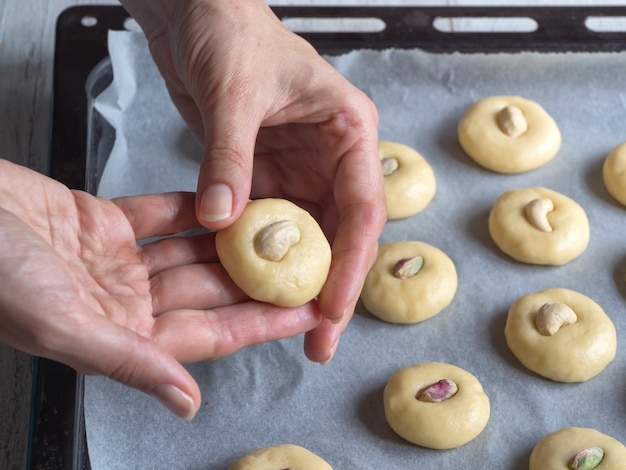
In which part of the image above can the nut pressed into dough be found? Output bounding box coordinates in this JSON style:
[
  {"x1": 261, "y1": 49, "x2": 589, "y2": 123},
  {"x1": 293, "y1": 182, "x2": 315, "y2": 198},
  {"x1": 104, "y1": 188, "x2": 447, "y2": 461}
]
[
  {"x1": 458, "y1": 95, "x2": 561, "y2": 173},
  {"x1": 488, "y1": 187, "x2": 589, "y2": 265},
  {"x1": 215, "y1": 198, "x2": 331, "y2": 307},
  {"x1": 383, "y1": 362, "x2": 490, "y2": 449},
  {"x1": 361, "y1": 241, "x2": 457, "y2": 324},
  {"x1": 378, "y1": 140, "x2": 436, "y2": 219},
  {"x1": 529, "y1": 427, "x2": 626, "y2": 470},
  {"x1": 602, "y1": 140, "x2": 626, "y2": 207},
  {"x1": 228, "y1": 444, "x2": 332, "y2": 470},
  {"x1": 505, "y1": 288, "x2": 617, "y2": 382}
]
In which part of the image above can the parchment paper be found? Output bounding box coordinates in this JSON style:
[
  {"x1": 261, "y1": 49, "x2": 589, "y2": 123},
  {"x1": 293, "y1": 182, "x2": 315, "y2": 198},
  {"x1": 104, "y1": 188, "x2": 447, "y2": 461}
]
[{"x1": 86, "y1": 30, "x2": 626, "y2": 469}]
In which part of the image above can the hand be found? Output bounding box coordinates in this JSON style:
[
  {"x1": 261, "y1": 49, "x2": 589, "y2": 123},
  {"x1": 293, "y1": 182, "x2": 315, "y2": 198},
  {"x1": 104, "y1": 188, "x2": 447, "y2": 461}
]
[
  {"x1": 0, "y1": 160, "x2": 322, "y2": 418},
  {"x1": 121, "y1": 0, "x2": 387, "y2": 362}
]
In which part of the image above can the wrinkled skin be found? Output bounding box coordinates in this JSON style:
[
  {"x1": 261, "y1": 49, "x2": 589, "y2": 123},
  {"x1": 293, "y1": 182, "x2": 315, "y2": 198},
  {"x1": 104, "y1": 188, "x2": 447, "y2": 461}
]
[
  {"x1": 121, "y1": 0, "x2": 386, "y2": 362},
  {"x1": 0, "y1": 0, "x2": 385, "y2": 419},
  {"x1": 0, "y1": 159, "x2": 323, "y2": 418}
]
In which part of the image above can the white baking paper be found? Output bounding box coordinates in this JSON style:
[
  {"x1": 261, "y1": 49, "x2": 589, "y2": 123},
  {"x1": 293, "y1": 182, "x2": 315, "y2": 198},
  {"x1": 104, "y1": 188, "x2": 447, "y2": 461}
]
[{"x1": 86, "y1": 29, "x2": 626, "y2": 469}]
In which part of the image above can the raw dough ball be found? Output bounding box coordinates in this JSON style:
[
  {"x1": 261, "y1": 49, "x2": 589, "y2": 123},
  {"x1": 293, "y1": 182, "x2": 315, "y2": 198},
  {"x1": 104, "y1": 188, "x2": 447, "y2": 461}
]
[
  {"x1": 379, "y1": 140, "x2": 436, "y2": 219},
  {"x1": 383, "y1": 362, "x2": 490, "y2": 449},
  {"x1": 229, "y1": 444, "x2": 333, "y2": 470},
  {"x1": 458, "y1": 95, "x2": 561, "y2": 173},
  {"x1": 505, "y1": 288, "x2": 616, "y2": 382},
  {"x1": 529, "y1": 427, "x2": 626, "y2": 470},
  {"x1": 361, "y1": 241, "x2": 457, "y2": 324},
  {"x1": 603, "y1": 140, "x2": 626, "y2": 206},
  {"x1": 215, "y1": 198, "x2": 331, "y2": 307},
  {"x1": 488, "y1": 187, "x2": 589, "y2": 265}
]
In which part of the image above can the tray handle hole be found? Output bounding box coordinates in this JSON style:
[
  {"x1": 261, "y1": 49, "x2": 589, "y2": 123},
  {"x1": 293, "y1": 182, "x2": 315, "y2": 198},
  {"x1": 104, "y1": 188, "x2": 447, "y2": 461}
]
[
  {"x1": 123, "y1": 17, "x2": 142, "y2": 33},
  {"x1": 433, "y1": 16, "x2": 537, "y2": 33},
  {"x1": 282, "y1": 17, "x2": 386, "y2": 34},
  {"x1": 585, "y1": 16, "x2": 626, "y2": 32},
  {"x1": 80, "y1": 16, "x2": 98, "y2": 28}
]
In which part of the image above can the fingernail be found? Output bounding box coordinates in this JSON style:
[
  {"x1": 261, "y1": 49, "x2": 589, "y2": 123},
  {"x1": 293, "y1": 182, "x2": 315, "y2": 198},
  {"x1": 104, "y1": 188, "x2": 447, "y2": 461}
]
[
  {"x1": 320, "y1": 340, "x2": 339, "y2": 366},
  {"x1": 330, "y1": 310, "x2": 345, "y2": 325},
  {"x1": 329, "y1": 305, "x2": 349, "y2": 324},
  {"x1": 200, "y1": 183, "x2": 232, "y2": 222},
  {"x1": 151, "y1": 384, "x2": 197, "y2": 420}
]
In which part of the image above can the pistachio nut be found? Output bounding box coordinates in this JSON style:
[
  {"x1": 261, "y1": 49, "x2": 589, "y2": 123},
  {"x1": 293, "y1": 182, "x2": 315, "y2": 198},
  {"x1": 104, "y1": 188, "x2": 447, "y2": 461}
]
[
  {"x1": 416, "y1": 379, "x2": 458, "y2": 403},
  {"x1": 569, "y1": 446, "x2": 604, "y2": 470},
  {"x1": 393, "y1": 255, "x2": 424, "y2": 279}
]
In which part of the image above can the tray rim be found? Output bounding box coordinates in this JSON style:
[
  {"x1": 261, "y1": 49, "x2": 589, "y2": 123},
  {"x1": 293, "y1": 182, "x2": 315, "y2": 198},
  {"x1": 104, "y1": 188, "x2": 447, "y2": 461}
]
[{"x1": 34, "y1": 4, "x2": 626, "y2": 469}]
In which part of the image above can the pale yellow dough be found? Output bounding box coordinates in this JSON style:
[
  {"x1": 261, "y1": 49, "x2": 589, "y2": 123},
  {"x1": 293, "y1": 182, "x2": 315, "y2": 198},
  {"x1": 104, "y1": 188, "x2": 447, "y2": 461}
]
[
  {"x1": 603, "y1": 140, "x2": 626, "y2": 207},
  {"x1": 505, "y1": 288, "x2": 617, "y2": 382},
  {"x1": 361, "y1": 241, "x2": 457, "y2": 324},
  {"x1": 458, "y1": 95, "x2": 561, "y2": 173},
  {"x1": 383, "y1": 362, "x2": 490, "y2": 449},
  {"x1": 228, "y1": 444, "x2": 332, "y2": 470},
  {"x1": 488, "y1": 187, "x2": 589, "y2": 265},
  {"x1": 379, "y1": 140, "x2": 436, "y2": 219},
  {"x1": 529, "y1": 427, "x2": 626, "y2": 470},
  {"x1": 215, "y1": 198, "x2": 331, "y2": 307}
]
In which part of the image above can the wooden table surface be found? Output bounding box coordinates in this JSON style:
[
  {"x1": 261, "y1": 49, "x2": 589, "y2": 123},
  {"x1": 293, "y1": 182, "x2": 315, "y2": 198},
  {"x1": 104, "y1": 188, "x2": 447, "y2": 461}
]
[
  {"x1": 1, "y1": 2, "x2": 117, "y2": 467},
  {"x1": 1, "y1": 0, "x2": 623, "y2": 468}
]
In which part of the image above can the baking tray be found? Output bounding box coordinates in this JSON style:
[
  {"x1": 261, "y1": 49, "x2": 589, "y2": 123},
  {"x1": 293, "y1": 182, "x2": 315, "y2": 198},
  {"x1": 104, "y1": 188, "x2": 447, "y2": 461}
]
[{"x1": 31, "y1": 4, "x2": 626, "y2": 469}]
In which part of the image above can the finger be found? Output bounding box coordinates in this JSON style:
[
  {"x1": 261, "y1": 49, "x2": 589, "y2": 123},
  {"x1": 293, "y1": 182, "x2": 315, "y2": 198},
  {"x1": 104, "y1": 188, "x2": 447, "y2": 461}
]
[
  {"x1": 314, "y1": 89, "x2": 384, "y2": 321},
  {"x1": 53, "y1": 313, "x2": 201, "y2": 420},
  {"x1": 150, "y1": 263, "x2": 247, "y2": 315},
  {"x1": 113, "y1": 192, "x2": 200, "y2": 240},
  {"x1": 140, "y1": 231, "x2": 218, "y2": 276},
  {"x1": 194, "y1": 81, "x2": 261, "y2": 230},
  {"x1": 153, "y1": 302, "x2": 323, "y2": 363},
  {"x1": 303, "y1": 300, "x2": 353, "y2": 364},
  {"x1": 319, "y1": 171, "x2": 385, "y2": 325},
  {"x1": 318, "y1": 198, "x2": 383, "y2": 323}
]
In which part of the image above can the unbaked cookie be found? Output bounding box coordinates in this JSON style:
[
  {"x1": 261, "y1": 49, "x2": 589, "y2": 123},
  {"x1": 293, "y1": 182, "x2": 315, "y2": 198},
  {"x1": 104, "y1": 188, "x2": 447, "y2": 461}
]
[
  {"x1": 505, "y1": 288, "x2": 616, "y2": 382},
  {"x1": 488, "y1": 187, "x2": 589, "y2": 265},
  {"x1": 379, "y1": 140, "x2": 436, "y2": 219},
  {"x1": 458, "y1": 95, "x2": 561, "y2": 173},
  {"x1": 215, "y1": 198, "x2": 331, "y2": 307},
  {"x1": 529, "y1": 427, "x2": 626, "y2": 470},
  {"x1": 229, "y1": 444, "x2": 332, "y2": 470},
  {"x1": 383, "y1": 362, "x2": 490, "y2": 449},
  {"x1": 603, "y1": 140, "x2": 626, "y2": 207},
  {"x1": 361, "y1": 241, "x2": 457, "y2": 324}
]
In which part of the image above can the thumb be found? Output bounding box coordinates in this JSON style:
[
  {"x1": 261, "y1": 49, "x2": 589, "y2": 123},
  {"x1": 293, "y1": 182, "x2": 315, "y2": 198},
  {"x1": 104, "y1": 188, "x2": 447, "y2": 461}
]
[
  {"x1": 195, "y1": 101, "x2": 259, "y2": 230},
  {"x1": 62, "y1": 316, "x2": 201, "y2": 420}
]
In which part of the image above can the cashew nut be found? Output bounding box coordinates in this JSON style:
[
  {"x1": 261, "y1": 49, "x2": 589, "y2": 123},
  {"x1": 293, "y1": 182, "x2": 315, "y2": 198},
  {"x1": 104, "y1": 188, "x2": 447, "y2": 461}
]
[
  {"x1": 535, "y1": 302, "x2": 578, "y2": 336},
  {"x1": 524, "y1": 197, "x2": 554, "y2": 232},
  {"x1": 381, "y1": 156, "x2": 399, "y2": 176},
  {"x1": 497, "y1": 105, "x2": 528, "y2": 137},
  {"x1": 254, "y1": 219, "x2": 301, "y2": 261}
]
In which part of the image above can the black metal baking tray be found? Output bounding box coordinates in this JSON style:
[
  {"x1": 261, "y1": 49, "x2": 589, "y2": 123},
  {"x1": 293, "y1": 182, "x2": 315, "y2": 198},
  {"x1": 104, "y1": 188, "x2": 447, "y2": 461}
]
[{"x1": 31, "y1": 4, "x2": 626, "y2": 469}]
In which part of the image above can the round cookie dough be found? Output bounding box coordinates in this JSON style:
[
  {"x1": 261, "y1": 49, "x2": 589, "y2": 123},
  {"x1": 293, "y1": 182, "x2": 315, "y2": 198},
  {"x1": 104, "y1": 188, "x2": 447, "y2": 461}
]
[
  {"x1": 603, "y1": 140, "x2": 626, "y2": 207},
  {"x1": 488, "y1": 187, "x2": 589, "y2": 265},
  {"x1": 383, "y1": 362, "x2": 490, "y2": 449},
  {"x1": 361, "y1": 241, "x2": 457, "y2": 324},
  {"x1": 229, "y1": 444, "x2": 333, "y2": 470},
  {"x1": 215, "y1": 198, "x2": 331, "y2": 307},
  {"x1": 379, "y1": 140, "x2": 436, "y2": 219},
  {"x1": 505, "y1": 288, "x2": 617, "y2": 382},
  {"x1": 529, "y1": 427, "x2": 626, "y2": 470},
  {"x1": 458, "y1": 95, "x2": 561, "y2": 173}
]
